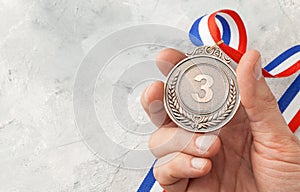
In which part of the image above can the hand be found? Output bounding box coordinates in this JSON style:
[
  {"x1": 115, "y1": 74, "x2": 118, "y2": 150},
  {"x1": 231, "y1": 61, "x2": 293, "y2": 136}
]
[{"x1": 140, "y1": 48, "x2": 300, "y2": 192}]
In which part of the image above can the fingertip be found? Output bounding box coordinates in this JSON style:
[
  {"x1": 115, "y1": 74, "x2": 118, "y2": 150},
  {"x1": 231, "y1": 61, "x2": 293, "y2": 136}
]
[
  {"x1": 144, "y1": 81, "x2": 164, "y2": 105},
  {"x1": 193, "y1": 133, "x2": 221, "y2": 157},
  {"x1": 154, "y1": 153, "x2": 212, "y2": 187},
  {"x1": 236, "y1": 49, "x2": 261, "y2": 78},
  {"x1": 140, "y1": 80, "x2": 165, "y2": 115},
  {"x1": 156, "y1": 48, "x2": 186, "y2": 76},
  {"x1": 140, "y1": 85, "x2": 149, "y2": 111},
  {"x1": 236, "y1": 50, "x2": 263, "y2": 109},
  {"x1": 190, "y1": 157, "x2": 212, "y2": 174},
  {"x1": 156, "y1": 48, "x2": 185, "y2": 62},
  {"x1": 240, "y1": 49, "x2": 261, "y2": 62},
  {"x1": 201, "y1": 135, "x2": 221, "y2": 157}
]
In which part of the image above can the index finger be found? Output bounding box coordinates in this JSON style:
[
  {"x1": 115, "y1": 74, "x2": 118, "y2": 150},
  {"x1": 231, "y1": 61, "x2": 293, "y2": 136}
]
[{"x1": 156, "y1": 48, "x2": 186, "y2": 77}]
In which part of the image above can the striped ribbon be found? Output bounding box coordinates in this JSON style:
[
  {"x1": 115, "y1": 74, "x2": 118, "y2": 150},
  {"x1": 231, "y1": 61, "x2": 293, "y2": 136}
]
[
  {"x1": 189, "y1": 9, "x2": 299, "y2": 132},
  {"x1": 138, "y1": 9, "x2": 300, "y2": 192}
]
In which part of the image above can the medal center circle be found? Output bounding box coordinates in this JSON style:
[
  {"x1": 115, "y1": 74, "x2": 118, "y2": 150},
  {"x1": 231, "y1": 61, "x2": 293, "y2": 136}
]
[{"x1": 178, "y1": 63, "x2": 228, "y2": 114}]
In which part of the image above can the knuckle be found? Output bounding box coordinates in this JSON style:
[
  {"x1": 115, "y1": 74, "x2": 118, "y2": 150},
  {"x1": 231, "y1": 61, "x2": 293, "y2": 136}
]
[
  {"x1": 154, "y1": 153, "x2": 180, "y2": 185},
  {"x1": 148, "y1": 132, "x2": 157, "y2": 152},
  {"x1": 153, "y1": 166, "x2": 165, "y2": 185},
  {"x1": 153, "y1": 166, "x2": 160, "y2": 181},
  {"x1": 153, "y1": 165, "x2": 169, "y2": 186},
  {"x1": 243, "y1": 86, "x2": 278, "y2": 113},
  {"x1": 148, "y1": 131, "x2": 165, "y2": 157},
  {"x1": 258, "y1": 92, "x2": 280, "y2": 113},
  {"x1": 167, "y1": 157, "x2": 178, "y2": 170},
  {"x1": 262, "y1": 93, "x2": 277, "y2": 107}
]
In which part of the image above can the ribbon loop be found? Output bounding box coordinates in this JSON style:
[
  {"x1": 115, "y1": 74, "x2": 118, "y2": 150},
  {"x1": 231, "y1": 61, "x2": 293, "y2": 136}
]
[{"x1": 189, "y1": 9, "x2": 299, "y2": 78}]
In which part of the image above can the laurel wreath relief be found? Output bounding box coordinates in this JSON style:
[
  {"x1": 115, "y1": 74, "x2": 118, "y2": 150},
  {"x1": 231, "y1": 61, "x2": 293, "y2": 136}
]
[{"x1": 168, "y1": 72, "x2": 237, "y2": 130}]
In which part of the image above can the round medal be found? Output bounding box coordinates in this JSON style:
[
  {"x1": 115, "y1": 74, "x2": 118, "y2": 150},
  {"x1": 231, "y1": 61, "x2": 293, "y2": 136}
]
[{"x1": 164, "y1": 46, "x2": 240, "y2": 132}]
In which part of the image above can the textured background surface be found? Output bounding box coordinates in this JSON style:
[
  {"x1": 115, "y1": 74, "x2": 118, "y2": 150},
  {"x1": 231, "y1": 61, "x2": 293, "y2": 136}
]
[{"x1": 0, "y1": 0, "x2": 299, "y2": 191}]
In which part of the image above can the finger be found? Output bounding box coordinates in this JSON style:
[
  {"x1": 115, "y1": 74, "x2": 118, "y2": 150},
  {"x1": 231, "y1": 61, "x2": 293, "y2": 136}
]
[
  {"x1": 154, "y1": 152, "x2": 212, "y2": 192},
  {"x1": 140, "y1": 48, "x2": 186, "y2": 127},
  {"x1": 149, "y1": 127, "x2": 221, "y2": 158},
  {"x1": 236, "y1": 50, "x2": 293, "y2": 138},
  {"x1": 140, "y1": 80, "x2": 173, "y2": 127},
  {"x1": 156, "y1": 48, "x2": 186, "y2": 76}
]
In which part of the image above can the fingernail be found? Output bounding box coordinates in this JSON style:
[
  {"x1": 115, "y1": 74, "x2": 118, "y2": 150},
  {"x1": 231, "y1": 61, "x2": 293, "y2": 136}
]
[
  {"x1": 254, "y1": 56, "x2": 262, "y2": 80},
  {"x1": 191, "y1": 158, "x2": 206, "y2": 169},
  {"x1": 195, "y1": 134, "x2": 217, "y2": 154}
]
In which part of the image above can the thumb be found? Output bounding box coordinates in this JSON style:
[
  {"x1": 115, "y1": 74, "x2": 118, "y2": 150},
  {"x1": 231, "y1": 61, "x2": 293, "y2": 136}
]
[{"x1": 236, "y1": 50, "x2": 292, "y2": 139}]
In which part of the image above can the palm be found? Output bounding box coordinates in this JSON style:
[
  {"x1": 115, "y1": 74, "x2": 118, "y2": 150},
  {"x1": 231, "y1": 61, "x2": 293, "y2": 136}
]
[
  {"x1": 185, "y1": 107, "x2": 257, "y2": 191},
  {"x1": 181, "y1": 104, "x2": 300, "y2": 192}
]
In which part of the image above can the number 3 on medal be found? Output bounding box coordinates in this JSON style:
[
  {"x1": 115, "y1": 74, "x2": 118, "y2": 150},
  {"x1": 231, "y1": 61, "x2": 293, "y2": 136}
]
[{"x1": 192, "y1": 74, "x2": 214, "y2": 103}]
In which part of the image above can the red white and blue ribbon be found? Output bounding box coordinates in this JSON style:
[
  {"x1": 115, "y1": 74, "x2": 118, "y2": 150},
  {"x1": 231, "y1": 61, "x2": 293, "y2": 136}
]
[
  {"x1": 278, "y1": 74, "x2": 300, "y2": 133},
  {"x1": 138, "y1": 9, "x2": 300, "y2": 192}
]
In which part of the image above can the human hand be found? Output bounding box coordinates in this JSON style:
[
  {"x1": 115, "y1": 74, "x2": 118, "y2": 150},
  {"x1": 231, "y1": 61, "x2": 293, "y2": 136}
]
[{"x1": 140, "y1": 48, "x2": 300, "y2": 192}]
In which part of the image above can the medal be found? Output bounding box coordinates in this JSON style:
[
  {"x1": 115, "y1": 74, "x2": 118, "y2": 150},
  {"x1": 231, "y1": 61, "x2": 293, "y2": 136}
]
[
  {"x1": 139, "y1": 9, "x2": 299, "y2": 192},
  {"x1": 164, "y1": 46, "x2": 240, "y2": 132}
]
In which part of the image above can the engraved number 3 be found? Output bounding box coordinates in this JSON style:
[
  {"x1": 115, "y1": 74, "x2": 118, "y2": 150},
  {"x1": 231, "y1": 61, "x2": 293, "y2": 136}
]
[{"x1": 192, "y1": 74, "x2": 214, "y2": 103}]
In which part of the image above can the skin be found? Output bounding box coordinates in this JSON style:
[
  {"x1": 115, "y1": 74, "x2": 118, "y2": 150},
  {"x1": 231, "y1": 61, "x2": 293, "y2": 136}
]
[{"x1": 140, "y1": 48, "x2": 300, "y2": 192}]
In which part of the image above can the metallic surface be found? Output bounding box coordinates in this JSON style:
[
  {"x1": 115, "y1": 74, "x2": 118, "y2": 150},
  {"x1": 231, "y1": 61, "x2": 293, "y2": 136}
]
[{"x1": 164, "y1": 46, "x2": 240, "y2": 132}]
